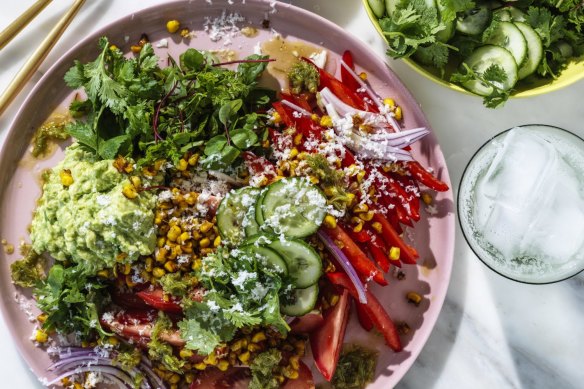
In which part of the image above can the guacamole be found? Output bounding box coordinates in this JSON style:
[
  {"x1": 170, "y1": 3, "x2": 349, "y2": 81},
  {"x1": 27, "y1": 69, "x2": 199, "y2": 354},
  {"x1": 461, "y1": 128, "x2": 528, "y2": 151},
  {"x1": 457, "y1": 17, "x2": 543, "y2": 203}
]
[{"x1": 31, "y1": 144, "x2": 157, "y2": 273}]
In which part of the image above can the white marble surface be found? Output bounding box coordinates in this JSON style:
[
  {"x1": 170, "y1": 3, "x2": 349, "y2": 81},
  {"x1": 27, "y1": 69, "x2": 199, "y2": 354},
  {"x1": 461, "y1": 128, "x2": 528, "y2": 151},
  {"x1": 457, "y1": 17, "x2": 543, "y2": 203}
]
[{"x1": 1, "y1": 1, "x2": 584, "y2": 388}]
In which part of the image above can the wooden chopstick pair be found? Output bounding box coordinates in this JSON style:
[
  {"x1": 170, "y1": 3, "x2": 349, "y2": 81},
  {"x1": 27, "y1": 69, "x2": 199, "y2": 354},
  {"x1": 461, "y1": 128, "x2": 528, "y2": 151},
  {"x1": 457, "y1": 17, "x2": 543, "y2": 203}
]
[{"x1": 0, "y1": 0, "x2": 86, "y2": 117}]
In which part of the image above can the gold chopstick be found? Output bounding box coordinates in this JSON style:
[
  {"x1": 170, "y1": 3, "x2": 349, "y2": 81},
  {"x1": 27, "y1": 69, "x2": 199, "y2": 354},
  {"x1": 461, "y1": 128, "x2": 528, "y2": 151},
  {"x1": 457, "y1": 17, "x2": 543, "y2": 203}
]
[
  {"x1": 0, "y1": 0, "x2": 86, "y2": 117},
  {"x1": 0, "y1": 0, "x2": 53, "y2": 51}
]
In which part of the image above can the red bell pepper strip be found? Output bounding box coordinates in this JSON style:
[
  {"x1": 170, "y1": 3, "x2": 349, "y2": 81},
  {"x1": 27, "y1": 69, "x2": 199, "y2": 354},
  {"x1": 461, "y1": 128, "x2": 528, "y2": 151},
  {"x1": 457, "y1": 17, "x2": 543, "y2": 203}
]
[
  {"x1": 309, "y1": 289, "x2": 350, "y2": 381},
  {"x1": 341, "y1": 50, "x2": 361, "y2": 92},
  {"x1": 241, "y1": 151, "x2": 278, "y2": 180},
  {"x1": 280, "y1": 92, "x2": 313, "y2": 112},
  {"x1": 272, "y1": 101, "x2": 294, "y2": 128},
  {"x1": 355, "y1": 298, "x2": 374, "y2": 331},
  {"x1": 322, "y1": 225, "x2": 387, "y2": 286},
  {"x1": 136, "y1": 288, "x2": 183, "y2": 313},
  {"x1": 327, "y1": 272, "x2": 402, "y2": 352},
  {"x1": 367, "y1": 240, "x2": 392, "y2": 272},
  {"x1": 347, "y1": 228, "x2": 371, "y2": 243},
  {"x1": 372, "y1": 213, "x2": 418, "y2": 264},
  {"x1": 407, "y1": 161, "x2": 449, "y2": 192}
]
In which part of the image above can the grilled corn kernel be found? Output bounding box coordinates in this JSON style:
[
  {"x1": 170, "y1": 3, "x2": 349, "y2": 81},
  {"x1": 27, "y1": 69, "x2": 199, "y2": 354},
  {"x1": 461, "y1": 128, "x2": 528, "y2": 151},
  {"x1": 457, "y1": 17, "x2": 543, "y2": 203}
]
[
  {"x1": 35, "y1": 329, "x2": 48, "y2": 343},
  {"x1": 168, "y1": 374, "x2": 181, "y2": 384},
  {"x1": 200, "y1": 220, "x2": 214, "y2": 234},
  {"x1": 356, "y1": 170, "x2": 366, "y2": 183},
  {"x1": 166, "y1": 20, "x2": 181, "y2": 33},
  {"x1": 293, "y1": 132, "x2": 303, "y2": 145},
  {"x1": 283, "y1": 366, "x2": 299, "y2": 379},
  {"x1": 238, "y1": 351, "x2": 251, "y2": 363},
  {"x1": 152, "y1": 267, "x2": 166, "y2": 278},
  {"x1": 323, "y1": 215, "x2": 337, "y2": 229},
  {"x1": 185, "y1": 373, "x2": 195, "y2": 384},
  {"x1": 73, "y1": 383, "x2": 83, "y2": 389},
  {"x1": 122, "y1": 184, "x2": 138, "y2": 199},
  {"x1": 217, "y1": 360, "x2": 230, "y2": 371},
  {"x1": 194, "y1": 362, "x2": 206, "y2": 370},
  {"x1": 59, "y1": 169, "x2": 73, "y2": 186},
  {"x1": 121, "y1": 263, "x2": 131, "y2": 275},
  {"x1": 310, "y1": 113, "x2": 319, "y2": 122},
  {"x1": 108, "y1": 336, "x2": 119, "y2": 346},
  {"x1": 421, "y1": 192, "x2": 433, "y2": 205},
  {"x1": 394, "y1": 106, "x2": 403, "y2": 120},
  {"x1": 97, "y1": 269, "x2": 109, "y2": 278},
  {"x1": 231, "y1": 339, "x2": 244, "y2": 352},
  {"x1": 187, "y1": 153, "x2": 199, "y2": 166},
  {"x1": 164, "y1": 261, "x2": 178, "y2": 273},
  {"x1": 329, "y1": 293, "x2": 340, "y2": 307},
  {"x1": 353, "y1": 203, "x2": 369, "y2": 213},
  {"x1": 407, "y1": 291, "x2": 422, "y2": 306},
  {"x1": 178, "y1": 231, "x2": 190, "y2": 245},
  {"x1": 289, "y1": 355, "x2": 300, "y2": 370},
  {"x1": 272, "y1": 111, "x2": 282, "y2": 124},
  {"x1": 359, "y1": 71, "x2": 368, "y2": 80},
  {"x1": 251, "y1": 332, "x2": 267, "y2": 343},
  {"x1": 199, "y1": 237, "x2": 211, "y2": 248},
  {"x1": 323, "y1": 186, "x2": 337, "y2": 197},
  {"x1": 130, "y1": 45, "x2": 143, "y2": 53},
  {"x1": 179, "y1": 349, "x2": 194, "y2": 359},
  {"x1": 371, "y1": 221, "x2": 383, "y2": 234},
  {"x1": 276, "y1": 375, "x2": 285, "y2": 384},
  {"x1": 177, "y1": 158, "x2": 188, "y2": 171},
  {"x1": 247, "y1": 343, "x2": 262, "y2": 353},
  {"x1": 37, "y1": 313, "x2": 48, "y2": 323},
  {"x1": 289, "y1": 147, "x2": 299, "y2": 159},
  {"x1": 191, "y1": 258, "x2": 202, "y2": 271},
  {"x1": 167, "y1": 225, "x2": 181, "y2": 242},
  {"x1": 156, "y1": 247, "x2": 168, "y2": 263},
  {"x1": 352, "y1": 221, "x2": 363, "y2": 233},
  {"x1": 204, "y1": 353, "x2": 217, "y2": 365},
  {"x1": 61, "y1": 377, "x2": 71, "y2": 386},
  {"x1": 359, "y1": 211, "x2": 374, "y2": 221},
  {"x1": 180, "y1": 28, "x2": 191, "y2": 38},
  {"x1": 125, "y1": 274, "x2": 138, "y2": 287},
  {"x1": 130, "y1": 175, "x2": 142, "y2": 188},
  {"x1": 389, "y1": 246, "x2": 400, "y2": 261},
  {"x1": 320, "y1": 115, "x2": 333, "y2": 128},
  {"x1": 346, "y1": 192, "x2": 356, "y2": 204},
  {"x1": 383, "y1": 98, "x2": 396, "y2": 109},
  {"x1": 308, "y1": 175, "x2": 319, "y2": 184},
  {"x1": 213, "y1": 236, "x2": 221, "y2": 247}
]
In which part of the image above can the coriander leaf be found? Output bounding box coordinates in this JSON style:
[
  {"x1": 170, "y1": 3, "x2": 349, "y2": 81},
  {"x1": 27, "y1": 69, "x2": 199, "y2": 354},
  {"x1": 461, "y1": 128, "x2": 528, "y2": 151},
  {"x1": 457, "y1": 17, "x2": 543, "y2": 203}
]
[
  {"x1": 158, "y1": 272, "x2": 197, "y2": 298},
  {"x1": 148, "y1": 312, "x2": 186, "y2": 373},
  {"x1": 414, "y1": 42, "x2": 450, "y2": 70},
  {"x1": 64, "y1": 61, "x2": 87, "y2": 88},
  {"x1": 437, "y1": 0, "x2": 476, "y2": 23},
  {"x1": 483, "y1": 64, "x2": 508, "y2": 84},
  {"x1": 178, "y1": 301, "x2": 236, "y2": 355}
]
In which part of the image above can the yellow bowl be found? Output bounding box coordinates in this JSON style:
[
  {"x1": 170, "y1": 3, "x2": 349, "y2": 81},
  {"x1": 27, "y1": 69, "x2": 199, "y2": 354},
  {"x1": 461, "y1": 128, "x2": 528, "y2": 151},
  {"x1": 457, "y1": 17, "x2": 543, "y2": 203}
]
[{"x1": 362, "y1": 0, "x2": 584, "y2": 98}]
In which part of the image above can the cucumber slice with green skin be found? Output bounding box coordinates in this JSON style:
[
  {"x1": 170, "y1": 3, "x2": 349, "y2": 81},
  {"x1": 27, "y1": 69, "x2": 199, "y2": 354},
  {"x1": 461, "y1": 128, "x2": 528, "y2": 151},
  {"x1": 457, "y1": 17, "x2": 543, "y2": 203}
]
[
  {"x1": 217, "y1": 187, "x2": 261, "y2": 245},
  {"x1": 515, "y1": 22, "x2": 543, "y2": 80},
  {"x1": 254, "y1": 188, "x2": 268, "y2": 226},
  {"x1": 240, "y1": 245, "x2": 288, "y2": 276},
  {"x1": 261, "y1": 178, "x2": 327, "y2": 239},
  {"x1": 483, "y1": 21, "x2": 527, "y2": 67},
  {"x1": 493, "y1": 6, "x2": 526, "y2": 22},
  {"x1": 368, "y1": 0, "x2": 385, "y2": 18},
  {"x1": 280, "y1": 284, "x2": 319, "y2": 317},
  {"x1": 268, "y1": 239, "x2": 322, "y2": 288},
  {"x1": 456, "y1": 4, "x2": 492, "y2": 35},
  {"x1": 461, "y1": 45, "x2": 518, "y2": 95},
  {"x1": 243, "y1": 194, "x2": 261, "y2": 238}
]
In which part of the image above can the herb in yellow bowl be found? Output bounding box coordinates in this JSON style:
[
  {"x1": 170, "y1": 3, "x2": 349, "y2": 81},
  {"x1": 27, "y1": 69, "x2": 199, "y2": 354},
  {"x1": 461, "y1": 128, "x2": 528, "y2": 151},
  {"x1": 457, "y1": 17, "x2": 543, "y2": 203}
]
[{"x1": 364, "y1": 0, "x2": 584, "y2": 107}]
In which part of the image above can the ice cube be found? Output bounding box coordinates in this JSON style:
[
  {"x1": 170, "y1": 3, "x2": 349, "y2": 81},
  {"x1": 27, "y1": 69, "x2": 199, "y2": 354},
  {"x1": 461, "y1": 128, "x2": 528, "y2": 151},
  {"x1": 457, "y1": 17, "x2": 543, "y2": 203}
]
[{"x1": 473, "y1": 127, "x2": 584, "y2": 265}]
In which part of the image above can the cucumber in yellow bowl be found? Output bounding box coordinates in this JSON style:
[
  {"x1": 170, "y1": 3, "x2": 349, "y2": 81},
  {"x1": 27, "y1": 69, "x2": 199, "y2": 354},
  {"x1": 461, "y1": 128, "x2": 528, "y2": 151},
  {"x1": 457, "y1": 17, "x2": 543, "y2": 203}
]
[{"x1": 363, "y1": 0, "x2": 584, "y2": 108}]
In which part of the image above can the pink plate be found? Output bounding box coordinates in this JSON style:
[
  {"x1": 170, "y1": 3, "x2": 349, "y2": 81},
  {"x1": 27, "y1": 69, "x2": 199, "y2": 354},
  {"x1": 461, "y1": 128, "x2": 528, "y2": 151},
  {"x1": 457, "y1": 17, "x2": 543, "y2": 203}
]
[{"x1": 0, "y1": 0, "x2": 454, "y2": 387}]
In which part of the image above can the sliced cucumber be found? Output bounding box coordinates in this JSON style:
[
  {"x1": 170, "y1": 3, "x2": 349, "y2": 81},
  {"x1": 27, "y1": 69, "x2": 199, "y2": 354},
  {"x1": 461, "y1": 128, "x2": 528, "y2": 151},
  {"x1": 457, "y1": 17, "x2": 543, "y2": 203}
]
[
  {"x1": 268, "y1": 239, "x2": 322, "y2": 288},
  {"x1": 493, "y1": 6, "x2": 526, "y2": 22},
  {"x1": 243, "y1": 195, "x2": 261, "y2": 238},
  {"x1": 280, "y1": 284, "x2": 319, "y2": 317},
  {"x1": 514, "y1": 22, "x2": 543, "y2": 80},
  {"x1": 483, "y1": 21, "x2": 527, "y2": 67},
  {"x1": 217, "y1": 187, "x2": 261, "y2": 245},
  {"x1": 456, "y1": 3, "x2": 492, "y2": 35},
  {"x1": 461, "y1": 45, "x2": 518, "y2": 95},
  {"x1": 261, "y1": 178, "x2": 327, "y2": 238},
  {"x1": 254, "y1": 188, "x2": 268, "y2": 226},
  {"x1": 240, "y1": 245, "x2": 288, "y2": 276},
  {"x1": 368, "y1": 0, "x2": 385, "y2": 18}
]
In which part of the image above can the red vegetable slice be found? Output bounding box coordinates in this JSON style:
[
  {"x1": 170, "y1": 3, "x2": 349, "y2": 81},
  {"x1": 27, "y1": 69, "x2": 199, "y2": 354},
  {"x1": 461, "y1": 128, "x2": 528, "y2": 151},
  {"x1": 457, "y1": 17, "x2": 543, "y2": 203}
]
[
  {"x1": 407, "y1": 161, "x2": 449, "y2": 192},
  {"x1": 241, "y1": 151, "x2": 278, "y2": 180},
  {"x1": 367, "y1": 240, "x2": 392, "y2": 272},
  {"x1": 136, "y1": 288, "x2": 183, "y2": 313},
  {"x1": 372, "y1": 213, "x2": 418, "y2": 264},
  {"x1": 290, "y1": 311, "x2": 325, "y2": 334},
  {"x1": 309, "y1": 289, "x2": 350, "y2": 381},
  {"x1": 282, "y1": 361, "x2": 315, "y2": 389},
  {"x1": 327, "y1": 272, "x2": 402, "y2": 352},
  {"x1": 341, "y1": 50, "x2": 361, "y2": 91},
  {"x1": 355, "y1": 299, "x2": 374, "y2": 331},
  {"x1": 322, "y1": 225, "x2": 387, "y2": 286}
]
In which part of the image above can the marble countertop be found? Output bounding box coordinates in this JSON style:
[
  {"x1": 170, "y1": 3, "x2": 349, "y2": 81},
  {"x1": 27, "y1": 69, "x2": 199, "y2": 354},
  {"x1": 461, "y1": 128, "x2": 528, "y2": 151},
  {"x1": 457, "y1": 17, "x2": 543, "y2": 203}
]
[{"x1": 1, "y1": 1, "x2": 583, "y2": 388}]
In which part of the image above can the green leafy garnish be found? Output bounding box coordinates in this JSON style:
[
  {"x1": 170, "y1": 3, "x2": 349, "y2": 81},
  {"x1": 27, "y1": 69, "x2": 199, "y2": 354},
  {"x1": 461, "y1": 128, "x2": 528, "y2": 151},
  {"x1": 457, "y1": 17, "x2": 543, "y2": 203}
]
[
  {"x1": 249, "y1": 349, "x2": 282, "y2": 389},
  {"x1": 64, "y1": 37, "x2": 274, "y2": 167},
  {"x1": 451, "y1": 63, "x2": 511, "y2": 108},
  {"x1": 148, "y1": 312, "x2": 186, "y2": 373},
  {"x1": 288, "y1": 60, "x2": 320, "y2": 94},
  {"x1": 34, "y1": 264, "x2": 111, "y2": 340},
  {"x1": 332, "y1": 345, "x2": 378, "y2": 389}
]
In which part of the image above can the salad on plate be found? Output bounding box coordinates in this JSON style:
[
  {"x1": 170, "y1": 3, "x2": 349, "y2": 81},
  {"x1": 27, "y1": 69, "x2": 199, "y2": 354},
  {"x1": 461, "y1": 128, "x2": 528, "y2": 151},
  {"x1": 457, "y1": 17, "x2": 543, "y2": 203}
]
[{"x1": 9, "y1": 18, "x2": 449, "y2": 389}]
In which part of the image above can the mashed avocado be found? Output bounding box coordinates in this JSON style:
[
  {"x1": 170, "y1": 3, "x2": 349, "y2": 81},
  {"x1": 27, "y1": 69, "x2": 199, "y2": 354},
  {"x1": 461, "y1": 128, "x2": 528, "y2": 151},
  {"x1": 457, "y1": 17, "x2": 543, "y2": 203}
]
[{"x1": 31, "y1": 144, "x2": 158, "y2": 273}]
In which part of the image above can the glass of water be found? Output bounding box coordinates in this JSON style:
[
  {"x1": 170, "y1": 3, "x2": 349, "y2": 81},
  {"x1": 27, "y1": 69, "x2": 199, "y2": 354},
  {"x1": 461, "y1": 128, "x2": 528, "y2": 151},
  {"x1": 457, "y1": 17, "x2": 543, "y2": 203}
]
[{"x1": 458, "y1": 124, "x2": 584, "y2": 284}]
